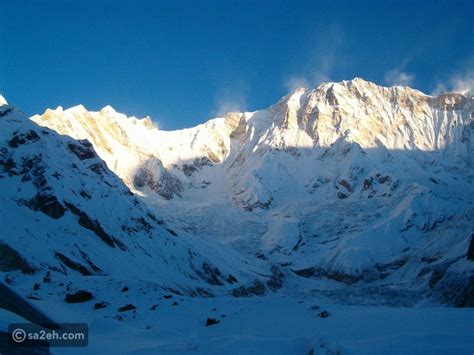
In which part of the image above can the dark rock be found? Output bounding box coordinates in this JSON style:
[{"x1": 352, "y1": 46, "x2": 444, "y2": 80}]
[
  {"x1": 182, "y1": 164, "x2": 198, "y2": 177},
  {"x1": 67, "y1": 141, "x2": 96, "y2": 160},
  {"x1": 295, "y1": 266, "x2": 364, "y2": 284},
  {"x1": 376, "y1": 258, "x2": 408, "y2": 273},
  {"x1": 467, "y1": 233, "x2": 474, "y2": 261},
  {"x1": 317, "y1": 311, "x2": 330, "y2": 318},
  {"x1": 197, "y1": 262, "x2": 223, "y2": 286},
  {"x1": 134, "y1": 162, "x2": 184, "y2": 200},
  {"x1": 0, "y1": 242, "x2": 37, "y2": 273},
  {"x1": 429, "y1": 269, "x2": 446, "y2": 288},
  {"x1": 26, "y1": 293, "x2": 41, "y2": 300},
  {"x1": 292, "y1": 267, "x2": 316, "y2": 278},
  {"x1": 65, "y1": 290, "x2": 93, "y2": 303},
  {"x1": 190, "y1": 288, "x2": 215, "y2": 298},
  {"x1": 94, "y1": 301, "x2": 109, "y2": 310},
  {"x1": 337, "y1": 192, "x2": 348, "y2": 199},
  {"x1": 256, "y1": 253, "x2": 267, "y2": 260},
  {"x1": 325, "y1": 270, "x2": 364, "y2": 284},
  {"x1": 118, "y1": 304, "x2": 137, "y2": 312},
  {"x1": 267, "y1": 266, "x2": 284, "y2": 291},
  {"x1": 149, "y1": 304, "x2": 158, "y2": 310},
  {"x1": 121, "y1": 286, "x2": 129, "y2": 292},
  {"x1": 79, "y1": 190, "x2": 91, "y2": 199},
  {"x1": 88, "y1": 162, "x2": 108, "y2": 176},
  {"x1": 43, "y1": 271, "x2": 51, "y2": 283},
  {"x1": 377, "y1": 174, "x2": 391, "y2": 184},
  {"x1": 231, "y1": 280, "x2": 266, "y2": 297},
  {"x1": 339, "y1": 179, "x2": 353, "y2": 193},
  {"x1": 64, "y1": 201, "x2": 118, "y2": 248},
  {"x1": 33, "y1": 283, "x2": 41, "y2": 291},
  {"x1": 8, "y1": 130, "x2": 40, "y2": 148},
  {"x1": 163, "y1": 294, "x2": 173, "y2": 299},
  {"x1": 238, "y1": 196, "x2": 273, "y2": 212},
  {"x1": 0, "y1": 107, "x2": 13, "y2": 117},
  {"x1": 226, "y1": 274, "x2": 238, "y2": 284},
  {"x1": 422, "y1": 255, "x2": 440, "y2": 263},
  {"x1": 181, "y1": 157, "x2": 213, "y2": 177},
  {"x1": 205, "y1": 317, "x2": 220, "y2": 326},
  {"x1": 166, "y1": 228, "x2": 178, "y2": 236},
  {"x1": 363, "y1": 178, "x2": 372, "y2": 190},
  {"x1": 154, "y1": 172, "x2": 183, "y2": 200},
  {"x1": 2, "y1": 157, "x2": 17, "y2": 175},
  {"x1": 4, "y1": 274, "x2": 14, "y2": 285},
  {"x1": 28, "y1": 193, "x2": 66, "y2": 219},
  {"x1": 172, "y1": 301, "x2": 178, "y2": 306},
  {"x1": 455, "y1": 277, "x2": 474, "y2": 307},
  {"x1": 77, "y1": 249, "x2": 102, "y2": 274},
  {"x1": 55, "y1": 252, "x2": 92, "y2": 276}
]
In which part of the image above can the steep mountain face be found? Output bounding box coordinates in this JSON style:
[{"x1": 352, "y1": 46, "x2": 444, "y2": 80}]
[
  {"x1": 0, "y1": 100, "x2": 262, "y2": 299},
  {"x1": 31, "y1": 78, "x2": 474, "y2": 305}
]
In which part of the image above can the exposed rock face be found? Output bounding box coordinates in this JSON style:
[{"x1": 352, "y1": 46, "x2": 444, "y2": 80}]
[
  {"x1": 132, "y1": 159, "x2": 183, "y2": 199},
  {"x1": 231, "y1": 280, "x2": 266, "y2": 297},
  {"x1": 64, "y1": 201, "x2": 120, "y2": 249},
  {"x1": 467, "y1": 233, "x2": 474, "y2": 261},
  {"x1": 455, "y1": 277, "x2": 474, "y2": 307},
  {"x1": 0, "y1": 242, "x2": 36, "y2": 273},
  {"x1": 28, "y1": 193, "x2": 66, "y2": 219},
  {"x1": 67, "y1": 141, "x2": 96, "y2": 160}
]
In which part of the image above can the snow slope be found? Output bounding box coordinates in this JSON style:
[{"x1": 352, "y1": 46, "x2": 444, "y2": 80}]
[
  {"x1": 0, "y1": 101, "x2": 267, "y2": 300},
  {"x1": 31, "y1": 78, "x2": 474, "y2": 306}
]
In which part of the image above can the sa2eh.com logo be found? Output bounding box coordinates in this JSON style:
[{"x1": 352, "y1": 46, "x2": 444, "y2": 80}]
[{"x1": 9, "y1": 323, "x2": 88, "y2": 347}]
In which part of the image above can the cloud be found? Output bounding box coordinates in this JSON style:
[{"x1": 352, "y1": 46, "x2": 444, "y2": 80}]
[
  {"x1": 283, "y1": 23, "x2": 345, "y2": 92},
  {"x1": 432, "y1": 60, "x2": 474, "y2": 95},
  {"x1": 211, "y1": 85, "x2": 247, "y2": 117},
  {"x1": 284, "y1": 77, "x2": 310, "y2": 91},
  {"x1": 448, "y1": 70, "x2": 474, "y2": 94},
  {"x1": 384, "y1": 68, "x2": 415, "y2": 87}
]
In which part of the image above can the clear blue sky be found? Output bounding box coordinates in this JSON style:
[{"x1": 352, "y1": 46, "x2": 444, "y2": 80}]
[{"x1": 1, "y1": 0, "x2": 473, "y2": 129}]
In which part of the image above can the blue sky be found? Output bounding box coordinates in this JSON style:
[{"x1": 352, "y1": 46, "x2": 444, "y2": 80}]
[{"x1": 1, "y1": 0, "x2": 473, "y2": 129}]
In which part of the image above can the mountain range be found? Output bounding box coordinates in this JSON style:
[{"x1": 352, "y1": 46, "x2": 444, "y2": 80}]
[{"x1": 1, "y1": 78, "x2": 474, "y2": 351}]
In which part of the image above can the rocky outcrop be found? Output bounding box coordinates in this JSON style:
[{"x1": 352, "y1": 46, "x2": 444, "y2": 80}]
[
  {"x1": 231, "y1": 280, "x2": 266, "y2": 297},
  {"x1": 27, "y1": 193, "x2": 66, "y2": 219},
  {"x1": 64, "y1": 201, "x2": 122, "y2": 249},
  {"x1": 0, "y1": 242, "x2": 36, "y2": 273}
]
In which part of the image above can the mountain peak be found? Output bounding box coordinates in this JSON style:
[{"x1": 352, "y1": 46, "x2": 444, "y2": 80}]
[
  {"x1": 67, "y1": 104, "x2": 88, "y2": 114},
  {"x1": 0, "y1": 94, "x2": 8, "y2": 106},
  {"x1": 100, "y1": 105, "x2": 117, "y2": 115}
]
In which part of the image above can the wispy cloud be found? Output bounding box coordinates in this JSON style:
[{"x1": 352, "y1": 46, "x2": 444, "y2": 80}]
[
  {"x1": 284, "y1": 77, "x2": 310, "y2": 92},
  {"x1": 283, "y1": 24, "x2": 345, "y2": 91},
  {"x1": 431, "y1": 58, "x2": 474, "y2": 95},
  {"x1": 384, "y1": 67, "x2": 415, "y2": 87},
  {"x1": 210, "y1": 85, "x2": 247, "y2": 117}
]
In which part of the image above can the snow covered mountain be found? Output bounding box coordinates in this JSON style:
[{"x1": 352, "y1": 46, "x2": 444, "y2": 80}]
[
  {"x1": 2, "y1": 79, "x2": 474, "y2": 353},
  {"x1": 0, "y1": 98, "x2": 264, "y2": 301},
  {"x1": 30, "y1": 78, "x2": 474, "y2": 306}
]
